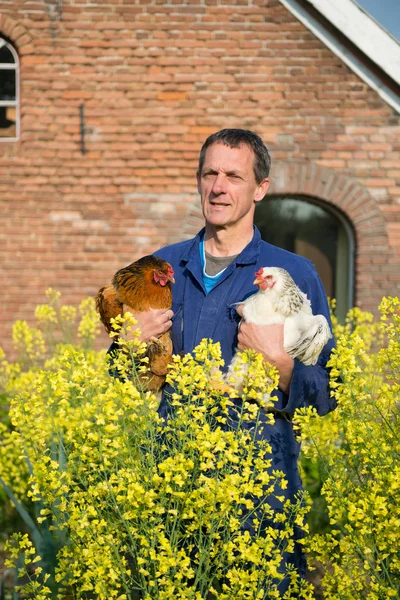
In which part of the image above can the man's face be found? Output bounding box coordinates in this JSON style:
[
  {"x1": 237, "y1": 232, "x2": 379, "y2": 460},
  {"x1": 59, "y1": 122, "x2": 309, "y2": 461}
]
[{"x1": 197, "y1": 142, "x2": 270, "y2": 230}]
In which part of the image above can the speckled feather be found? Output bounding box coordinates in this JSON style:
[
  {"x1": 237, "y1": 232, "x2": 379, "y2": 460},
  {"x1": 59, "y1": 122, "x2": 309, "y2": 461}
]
[
  {"x1": 226, "y1": 266, "x2": 332, "y2": 401},
  {"x1": 241, "y1": 266, "x2": 330, "y2": 363},
  {"x1": 268, "y1": 267, "x2": 306, "y2": 317}
]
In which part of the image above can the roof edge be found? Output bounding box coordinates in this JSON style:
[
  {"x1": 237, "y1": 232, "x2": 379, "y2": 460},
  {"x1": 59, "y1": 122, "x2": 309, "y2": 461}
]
[
  {"x1": 307, "y1": 0, "x2": 400, "y2": 83},
  {"x1": 279, "y1": 0, "x2": 400, "y2": 114}
]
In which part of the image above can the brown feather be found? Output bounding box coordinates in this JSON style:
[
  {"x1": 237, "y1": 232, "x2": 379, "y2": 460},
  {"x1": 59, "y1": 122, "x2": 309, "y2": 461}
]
[
  {"x1": 113, "y1": 256, "x2": 172, "y2": 313},
  {"x1": 95, "y1": 285, "x2": 123, "y2": 333},
  {"x1": 147, "y1": 331, "x2": 173, "y2": 377},
  {"x1": 95, "y1": 255, "x2": 174, "y2": 392}
]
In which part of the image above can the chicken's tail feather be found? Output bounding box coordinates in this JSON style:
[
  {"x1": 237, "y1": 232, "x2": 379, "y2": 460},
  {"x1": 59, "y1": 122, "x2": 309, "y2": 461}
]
[
  {"x1": 285, "y1": 316, "x2": 332, "y2": 366},
  {"x1": 95, "y1": 285, "x2": 122, "y2": 334}
]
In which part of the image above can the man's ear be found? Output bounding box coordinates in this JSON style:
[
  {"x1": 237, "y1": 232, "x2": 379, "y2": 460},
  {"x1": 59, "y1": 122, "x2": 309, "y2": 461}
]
[{"x1": 255, "y1": 178, "x2": 270, "y2": 203}]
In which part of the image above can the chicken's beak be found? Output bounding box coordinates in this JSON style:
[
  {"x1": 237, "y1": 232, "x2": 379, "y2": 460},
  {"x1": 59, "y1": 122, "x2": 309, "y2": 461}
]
[
  {"x1": 253, "y1": 277, "x2": 262, "y2": 285},
  {"x1": 169, "y1": 275, "x2": 176, "y2": 284}
]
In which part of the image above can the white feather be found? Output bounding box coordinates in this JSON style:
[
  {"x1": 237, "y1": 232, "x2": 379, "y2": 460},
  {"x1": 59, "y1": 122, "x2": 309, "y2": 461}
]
[{"x1": 226, "y1": 267, "x2": 332, "y2": 397}]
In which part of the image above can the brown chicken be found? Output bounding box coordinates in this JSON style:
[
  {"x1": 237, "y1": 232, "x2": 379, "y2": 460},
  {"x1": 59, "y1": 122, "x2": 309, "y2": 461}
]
[{"x1": 95, "y1": 255, "x2": 175, "y2": 392}]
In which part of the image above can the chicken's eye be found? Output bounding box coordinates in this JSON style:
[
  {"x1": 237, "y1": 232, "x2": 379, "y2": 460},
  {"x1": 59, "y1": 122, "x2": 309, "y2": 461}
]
[{"x1": 265, "y1": 275, "x2": 273, "y2": 280}]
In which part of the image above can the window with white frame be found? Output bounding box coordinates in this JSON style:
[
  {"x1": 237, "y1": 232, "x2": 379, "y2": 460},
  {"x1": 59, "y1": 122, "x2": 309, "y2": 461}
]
[{"x1": 0, "y1": 37, "x2": 19, "y2": 141}]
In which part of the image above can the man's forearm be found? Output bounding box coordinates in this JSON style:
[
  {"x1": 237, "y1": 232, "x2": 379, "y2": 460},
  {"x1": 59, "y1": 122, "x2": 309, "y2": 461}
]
[
  {"x1": 272, "y1": 353, "x2": 294, "y2": 394},
  {"x1": 236, "y1": 320, "x2": 294, "y2": 394}
]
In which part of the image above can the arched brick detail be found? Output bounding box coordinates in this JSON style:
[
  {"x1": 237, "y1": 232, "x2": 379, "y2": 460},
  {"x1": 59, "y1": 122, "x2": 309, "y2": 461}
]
[
  {"x1": 180, "y1": 162, "x2": 400, "y2": 313},
  {"x1": 0, "y1": 15, "x2": 33, "y2": 55},
  {"x1": 270, "y1": 161, "x2": 388, "y2": 240},
  {"x1": 270, "y1": 162, "x2": 400, "y2": 312}
]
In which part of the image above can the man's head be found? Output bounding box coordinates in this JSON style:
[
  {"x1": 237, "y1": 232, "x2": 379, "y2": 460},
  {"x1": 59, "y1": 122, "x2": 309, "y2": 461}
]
[
  {"x1": 197, "y1": 128, "x2": 271, "y2": 185},
  {"x1": 197, "y1": 129, "x2": 271, "y2": 233}
]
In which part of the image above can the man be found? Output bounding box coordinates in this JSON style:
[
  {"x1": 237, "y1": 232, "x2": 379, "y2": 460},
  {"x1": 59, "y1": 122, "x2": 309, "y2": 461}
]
[
  {"x1": 133, "y1": 128, "x2": 333, "y2": 409},
  {"x1": 124, "y1": 128, "x2": 334, "y2": 585}
]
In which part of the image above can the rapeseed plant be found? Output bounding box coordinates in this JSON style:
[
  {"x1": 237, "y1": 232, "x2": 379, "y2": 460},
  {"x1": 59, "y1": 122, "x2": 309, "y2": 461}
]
[
  {"x1": 297, "y1": 297, "x2": 400, "y2": 599},
  {"x1": 1, "y1": 293, "x2": 313, "y2": 599},
  {"x1": 3, "y1": 291, "x2": 398, "y2": 598}
]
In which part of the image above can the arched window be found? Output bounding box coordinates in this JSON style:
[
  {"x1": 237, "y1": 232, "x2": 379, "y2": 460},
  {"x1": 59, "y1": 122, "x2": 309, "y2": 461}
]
[
  {"x1": 0, "y1": 37, "x2": 19, "y2": 141},
  {"x1": 255, "y1": 195, "x2": 355, "y2": 321}
]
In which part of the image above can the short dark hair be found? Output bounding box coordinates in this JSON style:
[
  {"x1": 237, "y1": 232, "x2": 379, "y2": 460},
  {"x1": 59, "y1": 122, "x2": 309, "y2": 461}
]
[{"x1": 197, "y1": 128, "x2": 271, "y2": 184}]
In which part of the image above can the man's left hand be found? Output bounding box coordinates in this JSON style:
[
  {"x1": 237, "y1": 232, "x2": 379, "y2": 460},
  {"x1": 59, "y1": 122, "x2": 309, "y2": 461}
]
[{"x1": 236, "y1": 305, "x2": 294, "y2": 394}]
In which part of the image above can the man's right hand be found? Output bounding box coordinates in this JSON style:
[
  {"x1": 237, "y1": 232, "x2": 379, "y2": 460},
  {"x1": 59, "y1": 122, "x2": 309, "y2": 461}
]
[
  {"x1": 236, "y1": 304, "x2": 293, "y2": 394},
  {"x1": 122, "y1": 306, "x2": 174, "y2": 342}
]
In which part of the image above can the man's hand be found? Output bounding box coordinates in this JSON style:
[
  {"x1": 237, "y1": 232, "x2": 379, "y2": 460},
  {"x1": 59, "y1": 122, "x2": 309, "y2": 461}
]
[
  {"x1": 236, "y1": 305, "x2": 294, "y2": 394},
  {"x1": 123, "y1": 306, "x2": 174, "y2": 342}
]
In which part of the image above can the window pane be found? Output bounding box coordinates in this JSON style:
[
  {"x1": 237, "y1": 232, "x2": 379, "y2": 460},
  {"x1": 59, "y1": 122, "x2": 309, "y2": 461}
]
[
  {"x1": 0, "y1": 106, "x2": 16, "y2": 137},
  {"x1": 0, "y1": 69, "x2": 16, "y2": 101},
  {"x1": 0, "y1": 44, "x2": 15, "y2": 64},
  {"x1": 255, "y1": 197, "x2": 352, "y2": 320}
]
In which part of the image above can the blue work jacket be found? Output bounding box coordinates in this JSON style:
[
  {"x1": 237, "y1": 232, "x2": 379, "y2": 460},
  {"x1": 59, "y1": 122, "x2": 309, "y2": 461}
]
[
  {"x1": 156, "y1": 227, "x2": 335, "y2": 499},
  {"x1": 157, "y1": 226, "x2": 334, "y2": 410}
]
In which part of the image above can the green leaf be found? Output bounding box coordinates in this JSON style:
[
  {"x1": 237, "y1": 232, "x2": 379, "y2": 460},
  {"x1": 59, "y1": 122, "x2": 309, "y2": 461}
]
[{"x1": 0, "y1": 476, "x2": 42, "y2": 552}]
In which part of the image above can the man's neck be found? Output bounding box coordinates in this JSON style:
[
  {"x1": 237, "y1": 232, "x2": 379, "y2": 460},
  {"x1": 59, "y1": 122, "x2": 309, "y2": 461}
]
[{"x1": 204, "y1": 225, "x2": 254, "y2": 257}]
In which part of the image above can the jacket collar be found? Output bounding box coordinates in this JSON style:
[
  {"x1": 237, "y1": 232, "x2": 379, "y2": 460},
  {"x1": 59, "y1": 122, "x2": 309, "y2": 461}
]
[{"x1": 181, "y1": 226, "x2": 261, "y2": 266}]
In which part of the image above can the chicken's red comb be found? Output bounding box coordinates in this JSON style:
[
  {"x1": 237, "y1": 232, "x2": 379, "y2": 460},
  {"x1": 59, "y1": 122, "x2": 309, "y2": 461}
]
[
  {"x1": 167, "y1": 265, "x2": 174, "y2": 276},
  {"x1": 255, "y1": 267, "x2": 264, "y2": 279}
]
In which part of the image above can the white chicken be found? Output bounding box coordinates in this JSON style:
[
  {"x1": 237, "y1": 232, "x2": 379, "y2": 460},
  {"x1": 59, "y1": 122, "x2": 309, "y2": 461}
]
[{"x1": 226, "y1": 266, "x2": 332, "y2": 397}]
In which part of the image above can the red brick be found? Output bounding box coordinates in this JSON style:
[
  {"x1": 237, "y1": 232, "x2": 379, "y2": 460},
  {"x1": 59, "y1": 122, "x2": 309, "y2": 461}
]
[{"x1": 0, "y1": 3, "x2": 399, "y2": 357}]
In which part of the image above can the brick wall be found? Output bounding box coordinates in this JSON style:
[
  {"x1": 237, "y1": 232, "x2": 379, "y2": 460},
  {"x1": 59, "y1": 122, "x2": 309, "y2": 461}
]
[{"x1": 0, "y1": 0, "x2": 399, "y2": 355}]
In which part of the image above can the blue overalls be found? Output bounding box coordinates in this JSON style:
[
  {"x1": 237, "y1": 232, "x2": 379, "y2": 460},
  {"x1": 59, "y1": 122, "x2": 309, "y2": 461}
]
[{"x1": 156, "y1": 227, "x2": 335, "y2": 585}]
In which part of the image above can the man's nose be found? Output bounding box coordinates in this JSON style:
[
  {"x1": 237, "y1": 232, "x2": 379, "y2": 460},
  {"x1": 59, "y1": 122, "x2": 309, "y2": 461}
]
[{"x1": 211, "y1": 173, "x2": 226, "y2": 195}]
